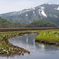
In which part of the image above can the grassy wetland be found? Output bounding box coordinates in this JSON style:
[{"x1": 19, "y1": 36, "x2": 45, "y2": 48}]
[
  {"x1": 35, "y1": 29, "x2": 59, "y2": 45},
  {"x1": 0, "y1": 30, "x2": 38, "y2": 56},
  {"x1": 0, "y1": 27, "x2": 59, "y2": 56}
]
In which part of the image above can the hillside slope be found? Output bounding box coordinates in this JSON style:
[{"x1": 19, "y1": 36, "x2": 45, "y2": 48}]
[
  {"x1": 25, "y1": 20, "x2": 57, "y2": 27},
  {"x1": 0, "y1": 3, "x2": 59, "y2": 26},
  {"x1": 0, "y1": 17, "x2": 21, "y2": 28}
]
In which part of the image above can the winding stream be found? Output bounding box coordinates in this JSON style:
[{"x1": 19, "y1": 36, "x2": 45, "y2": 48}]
[{"x1": 0, "y1": 34, "x2": 59, "y2": 59}]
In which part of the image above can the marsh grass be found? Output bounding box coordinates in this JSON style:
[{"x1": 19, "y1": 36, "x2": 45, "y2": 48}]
[
  {"x1": 35, "y1": 30, "x2": 59, "y2": 43},
  {"x1": 0, "y1": 30, "x2": 38, "y2": 55}
]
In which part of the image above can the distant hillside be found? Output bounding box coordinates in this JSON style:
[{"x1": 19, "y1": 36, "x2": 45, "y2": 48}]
[
  {"x1": 0, "y1": 3, "x2": 59, "y2": 26},
  {"x1": 26, "y1": 20, "x2": 57, "y2": 27},
  {"x1": 0, "y1": 17, "x2": 21, "y2": 28}
]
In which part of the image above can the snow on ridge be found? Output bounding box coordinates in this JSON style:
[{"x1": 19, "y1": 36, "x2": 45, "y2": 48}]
[
  {"x1": 41, "y1": 7, "x2": 47, "y2": 17},
  {"x1": 57, "y1": 6, "x2": 59, "y2": 10},
  {"x1": 41, "y1": 7, "x2": 44, "y2": 10},
  {"x1": 33, "y1": 11, "x2": 36, "y2": 16},
  {"x1": 26, "y1": 14, "x2": 28, "y2": 17},
  {"x1": 55, "y1": 6, "x2": 59, "y2": 10},
  {"x1": 41, "y1": 10, "x2": 47, "y2": 17},
  {"x1": 49, "y1": 14, "x2": 58, "y2": 18},
  {"x1": 33, "y1": 11, "x2": 35, "y2": 14},
  {"x1": 38, "y1": 6, "x2": 47, "y2": 17},
  {"x1": 25, "y1": 7, "x2": 31, "y2": 9},
  {"x1": 44, "y1": 3, "x2": 53, "y2": 5},
  {"x1": 32, "y1": 8, "x2": 35, "y2": 10}
]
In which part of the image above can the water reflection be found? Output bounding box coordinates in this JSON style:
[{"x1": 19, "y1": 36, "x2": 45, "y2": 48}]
[
  {"x1": 9, "y1": 34, "x2": 59, "y2": 53},
  {"x1": 2, "y1": 33, "x2": 59, "y2": 59},
  {"x1": 26, "y1": 36, "x2": 28, "y2": 43}
]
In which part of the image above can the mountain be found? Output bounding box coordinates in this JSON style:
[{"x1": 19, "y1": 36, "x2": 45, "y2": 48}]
[
  {"x1": 25, "y1": 20, "x2": 57, "y2": 27},
  {"x1": 0, "y1": 8, "x2": 33, "y2": 18},
  {"x1": 0, "y1": 3, "x2": 59, "y2": 26},
  {"x1": 0, "y1": 17, "x2": 21, "y2": 28}
]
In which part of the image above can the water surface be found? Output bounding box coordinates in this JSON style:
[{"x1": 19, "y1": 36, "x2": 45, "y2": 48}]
[{"x1": 1, "y1": 34, "x2": 59, "y2": 59}]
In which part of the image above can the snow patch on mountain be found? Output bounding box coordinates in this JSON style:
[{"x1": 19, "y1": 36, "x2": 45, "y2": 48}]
[
  {"x1": 38, "y1": 7, "x2": 47, "y2": 17},
  {"x1": 44, "y1": 3, "x2": 52, "y2": 5},
  {"x1": 41, "y1": 10, "x2": 47, "y2": 17},
  {"x1": 57, "y1": 6, "x2": 59, "y2": 10},
  {"x1": 55, "y1": 6, "x2": 59, "y2": 10},
  {"x1": 49, "y1": 14, "x2": 58, "y2": 18},
  {"x1": 53, "y1": 15, "x2": 58, "y2": 18},
  {"x1": 33, "y1": 11, "x2": 35, "y2": 14},
  {"x1": 33, "y1": 11, "x2": 36, "y2": 16},
  {"x1": 26, "y1": 14, "x2": 28, "y2": 17},
  {"x1": 32, "y1": 8, "x2": 35, "y2": 10}
]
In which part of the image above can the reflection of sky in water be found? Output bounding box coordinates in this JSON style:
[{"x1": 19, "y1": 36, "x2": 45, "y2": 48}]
[
  {"x1": 1, "y1": 34, "x2": 59, "y2": 59},
  {"x1": 9, "y1": 34, "x2": 59, "y2": 53}
]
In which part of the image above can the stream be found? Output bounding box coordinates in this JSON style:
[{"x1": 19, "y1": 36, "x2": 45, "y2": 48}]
[{"x1": 0, "y1": 33, "x2": 59, "y2": 59}]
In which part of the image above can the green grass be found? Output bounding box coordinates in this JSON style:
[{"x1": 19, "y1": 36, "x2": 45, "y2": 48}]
[
  {"x1": 0, "y1": 30, "x2": 39, "y2": 55},
  {"x1": 35, "y1": 30, "x2": 59, "y2": 43}
]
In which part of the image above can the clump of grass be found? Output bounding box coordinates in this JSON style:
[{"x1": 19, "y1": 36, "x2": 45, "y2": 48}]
[
  {"x1": 35, "y1": 30, "x2": 59, "y2": 43},
  {"x1": 28, "y1": 50, "x2": 30, "y2": 54},
  {"x1": 19, "y1": 52, "x2": 21, "y2": 54},
  {"x1": 22, "y1": 52, "x2": 24, "y2": 55}
]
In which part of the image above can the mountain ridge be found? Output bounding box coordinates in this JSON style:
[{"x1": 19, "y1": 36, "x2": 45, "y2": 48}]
[{"x1": 0, "y1": 3, "x2": 59, "y2": 26}]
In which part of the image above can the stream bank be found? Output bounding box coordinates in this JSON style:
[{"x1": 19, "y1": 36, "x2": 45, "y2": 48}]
[{"x1": 0, "y1": 31, "x2": 38, "y2": 56}]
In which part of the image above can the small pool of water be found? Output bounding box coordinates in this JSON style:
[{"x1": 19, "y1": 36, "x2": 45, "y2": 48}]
[{"x1": 1, "y1": 34, "x2": 59, "y2": 59}]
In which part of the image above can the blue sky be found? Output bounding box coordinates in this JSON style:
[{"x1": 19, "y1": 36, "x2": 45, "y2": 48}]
[{"x1": 0, "y1": 0, "x2": 59, "y2": 14}]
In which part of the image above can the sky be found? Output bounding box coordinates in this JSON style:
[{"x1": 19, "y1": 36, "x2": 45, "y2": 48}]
[{"x1": 0, "y1": 0, "x2": 59, "y2": 14}]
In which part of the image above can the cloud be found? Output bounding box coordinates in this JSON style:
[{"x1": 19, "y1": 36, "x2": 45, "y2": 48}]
[
  {"x1": 0, "y1": 0, "x2": 58, "y2": 14},
  {"x1": 48, "y1": 0, "x2": 59, "y2": 4}
]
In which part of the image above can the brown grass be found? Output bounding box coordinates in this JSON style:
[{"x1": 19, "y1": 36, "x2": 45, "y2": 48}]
[{"x1": 0, "y1": 27, "x2": 59, "y2": 32}]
